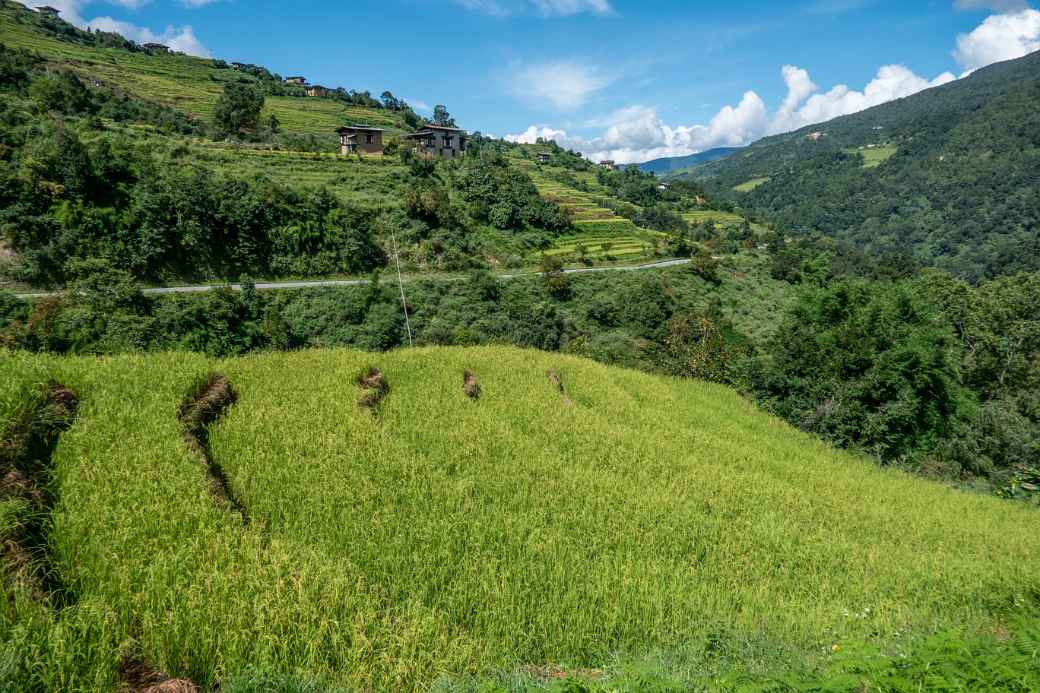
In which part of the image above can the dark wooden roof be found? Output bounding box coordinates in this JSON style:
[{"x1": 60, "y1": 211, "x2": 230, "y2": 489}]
[{"x1": 337, "y1": 125, "x2": 385, "y2": 133}]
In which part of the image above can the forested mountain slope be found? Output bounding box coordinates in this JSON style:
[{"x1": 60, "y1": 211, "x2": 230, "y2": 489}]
[
  {"x1": 636, "y1": 146, "x2": 739, "y2": 174},
  {"x1": 689, "y1": 50, "x2": 1040, "y2": 281}
]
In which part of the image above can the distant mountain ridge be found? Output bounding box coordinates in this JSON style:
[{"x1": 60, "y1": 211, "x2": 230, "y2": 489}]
[
  {"x1": 634, "y1": 147, "x2": 740, "y2": 174},
  {"x1": 686, "y1": 50, "x2": 1040, "y2": 281}
]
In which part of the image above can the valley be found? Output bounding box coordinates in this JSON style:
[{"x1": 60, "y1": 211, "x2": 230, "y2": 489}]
[{"x1": 1, "y1": 0, "x2": 1039, "y2": 690}]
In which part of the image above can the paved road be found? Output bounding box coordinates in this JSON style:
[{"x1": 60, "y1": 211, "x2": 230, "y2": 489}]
[{"x1": 13, "y1": 257, "x2": 694, "y2": 299}]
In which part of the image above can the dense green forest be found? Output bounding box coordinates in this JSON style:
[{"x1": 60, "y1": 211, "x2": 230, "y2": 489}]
[{"x1": 685, "y1": 50, "x2": 1040, "y2": 282}]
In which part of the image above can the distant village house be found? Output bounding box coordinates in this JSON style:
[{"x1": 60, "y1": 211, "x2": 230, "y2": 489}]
[
  {"x1": 285, "y1": 76, "x2": 307, "y2": 86},
  {"x1": 306, "y1": 86, "x2": 328, "y2": 98},
  {"x1": 337, "y1": 125, "x2": 384, "y2": 155},
  {"x1": 35, "y1": 5, "x2": 60, "y2": 16},
  {"x1": 143, "y1": 43, "x2": 170, "y2": 53},
  {"x1": 536, "y1": 152, "x2": 551, "y2": 164},
  {"x1": 403, "y1": 124, "x2": 467, "y2": 159},
  {"x1": 599, "y1": 160, "x2": 616, "y2": 171}
]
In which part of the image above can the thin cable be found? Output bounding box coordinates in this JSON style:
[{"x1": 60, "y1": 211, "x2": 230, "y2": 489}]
[{"x1": 390, "y1": 227, "x2": 413, "y2": 347}]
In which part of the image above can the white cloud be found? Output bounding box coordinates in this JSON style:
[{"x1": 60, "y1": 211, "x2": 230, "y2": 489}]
[
  {"x1": 953, "y1": 8, "x2": 1040, "y2": 72},
  {"x1": 87, "y1": 16, "x2": 211, "y2": 56},
  {"x1": 26, "y1": 1, "x2": 212, "y2": 57},
  {"x1": 768, "y1": 64, "x2": 955, "y2": 134},
  {"x1": 455, "y1": 0, "x2": 612, "y2": 16},
  {"x1": 505, "y1": 7, "x2": 1040, "y2": 164},
  {"x1": 506, "y1": 62, "x2": 952, "y2": 164},
  {"x1": 508, "y1": 60, "x2": 611, "y2": 110}
]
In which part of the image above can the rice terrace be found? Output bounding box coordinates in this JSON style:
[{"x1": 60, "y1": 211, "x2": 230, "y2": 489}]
[{"x1": 2, "y1": 0, "x2": 1040, "y2": 691}]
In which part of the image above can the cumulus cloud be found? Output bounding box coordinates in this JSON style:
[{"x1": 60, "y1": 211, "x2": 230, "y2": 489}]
[
  {"x1": 88, "y1": 16, "x2": 211, "y2": 56},
  {"x1": 508, "y1": 60, "x2": 611, "y2": 110},
  {"x1": 506, "y1": 62, "x2": 952, "y2": 164},
  {"x1": 953, "y1": 8, "x2": 1040, "y2": 72},
  {"x1": 505, "y1": 7, "x2": 1040, "y2": 163},
  {"x1": 25, "y1": 1, "x2": 212, "y2": 56},
  {"x1": 455, "y1": 0, "x2": 612, "y2": 17},
  {"x1": 768, "y1": 64, "x2": 955, "y2": 134}
]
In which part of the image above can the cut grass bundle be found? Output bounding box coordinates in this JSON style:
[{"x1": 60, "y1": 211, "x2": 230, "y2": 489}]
[
  {"x1": 178, "y1": 373, "x2": 246, "y2": 523},
  {"x1": 0, "y1": 382, "x2": 79, "y2": 608}
]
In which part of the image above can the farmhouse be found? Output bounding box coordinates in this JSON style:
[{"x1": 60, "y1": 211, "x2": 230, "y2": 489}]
[
  {"x1": 337, "y1": 125, "x2": 384, "y2": 155},
  {"x1": 306, "y1": 85, "x2": 328, "y2": 98},
  {"x1": 285, "y1": 76, "x2": 307, "y2": 86},
  {"x1": 143, "y1": 43, "x2": 170, "y2": 53},
  {"x1": 536, "y1": 152, "x2": 551, "y2": 163},
  {"x1": 599, "y1": 160, "x2": 616, "y2": 171},
  {"x1": 403, "y1": 124, "x2": 468, "y2": 159},
  {"x1": 35, "y1": 5, "x2": 60, "y2": 15}
]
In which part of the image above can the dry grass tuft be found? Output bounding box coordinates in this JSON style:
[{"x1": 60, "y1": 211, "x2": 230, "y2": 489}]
[
  {"x1": 177, "y1": 373, "x2": 246, "y2": 522},
  {"x1": 463, "y1": 370, "x2": 482, "y2": 401},
  {"x1": 357, "y1": 367, "x2": 390, "y2": 413},
  {"x1": 0, "y1": 382, "x2": 79, "y2": 607},
  {"x1": 120, "y1": 655, "x2": 199, "y2": 693},
  {"x1": 546, "y1": 368, "x2": 573, "y2": 406}
]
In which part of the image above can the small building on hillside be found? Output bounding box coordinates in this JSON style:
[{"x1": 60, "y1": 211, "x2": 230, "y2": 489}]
[
  {"x1": 337, "y1": 125, "x2": 384, "y2": 155},
  {"x1": 36, "y1": 6, "x2": 60, "y2": 16},
  {"x1": 306, "y1": 85, "x2": 328, "y2": 98},
  {"x1": 143, "y1": 43, "x2": 170, "y2": 53},
  {"x1": 403, "y1": 124, "x2": 467, "y2": 159},
  {"x1": 536, "y1": 152, "x2": 551, "y2": 164},
  {"x1": 285, "y1": 76, "x2": 307, "y2": 86},
  {"x1": 599, "y1": 160, "x2": 616, "y2": 171}
]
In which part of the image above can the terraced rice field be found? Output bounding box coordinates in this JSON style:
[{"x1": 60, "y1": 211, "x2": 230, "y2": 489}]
[
  {"x1": 519, "y1": 164, "x2": 663, "y2": 262},
  {"x1": 0, "y1": 7, "x2": 402, "y2": 139},
  {"x1": 683, "y1": 209, "x2": 768, "y2": 235},
  {"x1": 3, "y1": 347, "x2": 1040, "y2": 690}
]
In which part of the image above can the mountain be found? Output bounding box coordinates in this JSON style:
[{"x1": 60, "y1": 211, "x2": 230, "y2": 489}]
[
  {"x1": 687, "y1": 50, "x2": 1040, "y2": 282},
  {"x1": 3, "y1": 346, "x2": 1039, "y2": 690},
  {"x1": 634, "y1": 146, "x2": 740, "y2": 174}
]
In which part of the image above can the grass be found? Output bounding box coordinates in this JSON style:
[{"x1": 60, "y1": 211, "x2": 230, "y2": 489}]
[
  {"x1": 0, "y1": 2, "x2": 404, "y2": 140},
  {"x1": 2, "y1": 346, "x2": 1040, "y2": 690},
  {"x1": 733, "y1": 177, "x2": 770, "y2": 192},
  {"x1": 854, "y1": 145, "x2": 898, "y2": 168}
]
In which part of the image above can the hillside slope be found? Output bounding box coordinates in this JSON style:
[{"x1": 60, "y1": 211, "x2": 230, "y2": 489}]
[
  {"x1": 637, "y1": 146, "x2": 740, "y2": 175},
  {"x1": 689, "y1": 50, "x2": 1040, "y2": 281},
  {"x1": 2, "y1": 346, "x2": 1039, "y2": 690},
  {"x1": 0, "y1": 0, "x2": 408, "y2": 139}
]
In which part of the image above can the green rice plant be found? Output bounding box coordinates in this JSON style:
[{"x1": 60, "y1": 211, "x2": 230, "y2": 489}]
[{"x1": 1, "y1": 346, "x2": 1038, "y2": 690}]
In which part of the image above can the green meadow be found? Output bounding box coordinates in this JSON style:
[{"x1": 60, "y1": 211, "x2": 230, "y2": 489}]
[
  {"x1": 733, "y1": 177, "x2": 770, "y2": 192},
  {"x1": 857, "y1": 145, "x2": 898, "y2": 168},
  {"x1": 3, "y1": 346, "x2": 1039, "y2": 690}
]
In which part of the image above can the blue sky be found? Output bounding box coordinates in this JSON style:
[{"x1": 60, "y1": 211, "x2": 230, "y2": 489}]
[{"x1": 28, "y1": 0, "x2": 1040, "y2": 162}]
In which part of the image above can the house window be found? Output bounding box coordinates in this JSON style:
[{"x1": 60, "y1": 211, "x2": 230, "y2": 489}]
[
  {"x1": 425, "y1": 138, "x2": 437, "y2": 148},
  {"x1": 365, "y1": 133, "x2": 374, "y2": 144},
  {"x1": 443, "y1": 136, "x2": 454, "y2": 148}
]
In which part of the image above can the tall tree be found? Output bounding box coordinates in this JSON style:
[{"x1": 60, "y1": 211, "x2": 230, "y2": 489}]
[
  {"x1": 432, "y1": 104, "x2": 455, "y2": 127},
  {"x1": 213, "y1": 83, "x2": 264, "y2": 138}
]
